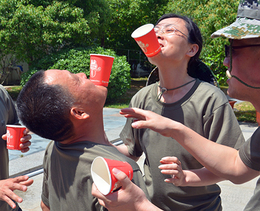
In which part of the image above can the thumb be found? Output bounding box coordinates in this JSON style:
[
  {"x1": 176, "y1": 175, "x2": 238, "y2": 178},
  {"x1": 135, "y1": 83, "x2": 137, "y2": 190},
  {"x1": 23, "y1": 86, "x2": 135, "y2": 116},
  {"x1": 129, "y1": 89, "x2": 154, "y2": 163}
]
[
  {"x1": 112, "y1": 168, "x2": 131, "y2": 188},
  {"x1": 2, "y1": 134, "x2": 7, "y2": 140},
  {"x1": 131, "y1": 120, "x2": 148, "y2": 129}
]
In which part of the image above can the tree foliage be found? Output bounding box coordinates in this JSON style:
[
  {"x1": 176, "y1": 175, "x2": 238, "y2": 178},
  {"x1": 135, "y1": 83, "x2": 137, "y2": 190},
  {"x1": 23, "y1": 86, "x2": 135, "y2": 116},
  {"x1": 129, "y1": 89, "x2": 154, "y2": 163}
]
[
  {"x1": 0, "y1": 0, "x2": 92, "y2": 65},
  {"x1": 105, "y1": 0, "x2": 169, "y2": 50},
  {"x1": 0, "y1": 0, "x2": 113, "y2": 68},
  {"x1": 21, "y1": 0, "x2": 112, "y2": 42},
  {"x1": 0, "y1": 0, "x2": 241, "y2": 87}
]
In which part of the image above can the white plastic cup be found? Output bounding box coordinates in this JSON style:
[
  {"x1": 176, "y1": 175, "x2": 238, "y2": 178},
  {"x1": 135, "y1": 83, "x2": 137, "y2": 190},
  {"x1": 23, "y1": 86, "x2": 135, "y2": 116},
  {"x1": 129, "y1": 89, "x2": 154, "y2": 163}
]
[{"x1": 91, "y1": 156, "x2": 133, "y2": 195}]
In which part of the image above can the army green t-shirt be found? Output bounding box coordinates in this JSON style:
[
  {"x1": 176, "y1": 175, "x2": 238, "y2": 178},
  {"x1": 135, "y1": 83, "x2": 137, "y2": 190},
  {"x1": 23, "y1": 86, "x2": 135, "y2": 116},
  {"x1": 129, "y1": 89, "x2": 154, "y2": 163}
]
[
  {"x1": 239, "y1": 127, "x2": 260, "y2": 211},
  {"x1": 0, "y1": 85, "x2": 20, "y2": 211},
  {"x1": 41, "y1": 141, "x2": 148, "y2": 211},
  {"x1": 120, "y1": 80, "x2": 245, "y2": 211}
]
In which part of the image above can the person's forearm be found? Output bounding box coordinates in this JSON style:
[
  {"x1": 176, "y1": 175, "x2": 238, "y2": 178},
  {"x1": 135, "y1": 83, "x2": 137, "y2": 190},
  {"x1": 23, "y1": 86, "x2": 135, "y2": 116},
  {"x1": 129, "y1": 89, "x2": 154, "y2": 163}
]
[
  {"x1": 170, "y1": 122, "x2": 247, "y2": 183},
  {"x1": 133, "y1": 197, "x2": 163, "y2": 211},
  {"x1": 183, "y1": 168, "x2": 224, "y2": 186},
  {"x1": 121, "y1": 108, "x2": 259, "y2": 183}
]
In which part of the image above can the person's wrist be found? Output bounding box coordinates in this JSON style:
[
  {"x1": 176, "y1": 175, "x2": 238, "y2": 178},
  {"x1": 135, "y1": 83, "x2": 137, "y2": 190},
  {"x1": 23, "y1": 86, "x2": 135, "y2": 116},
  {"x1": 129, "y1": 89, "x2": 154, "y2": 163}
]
[
  {"x1": 169, "y1": 120, "x2": 183, "y2": 139},
  {"x1": 181, "y1": 170, "x2": 189, "y2": 186},
  {"x1": 136, "y1": 197, "x2": 162, "y2": 211}
]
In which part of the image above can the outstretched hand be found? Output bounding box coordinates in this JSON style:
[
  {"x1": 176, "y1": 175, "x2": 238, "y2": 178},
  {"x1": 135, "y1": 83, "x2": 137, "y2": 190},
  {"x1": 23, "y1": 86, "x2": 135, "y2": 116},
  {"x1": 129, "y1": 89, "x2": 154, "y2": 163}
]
[
  {"x1": 0, "y1": 175, "x2": 34, "y2": 209},
  {"x1": 120, "y1": 108, "x2": 180, "y2": 138}
]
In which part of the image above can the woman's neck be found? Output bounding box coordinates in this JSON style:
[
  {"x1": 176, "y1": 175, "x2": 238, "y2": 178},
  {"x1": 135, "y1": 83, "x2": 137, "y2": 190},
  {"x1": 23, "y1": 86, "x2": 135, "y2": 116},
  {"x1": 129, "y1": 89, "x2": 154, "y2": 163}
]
[
  {"x1": 158, "y1": 65, "x2": 194, "y2": 88},
  {"x1": 156, "y1": 67, "x2": 195, "y2": 103}
]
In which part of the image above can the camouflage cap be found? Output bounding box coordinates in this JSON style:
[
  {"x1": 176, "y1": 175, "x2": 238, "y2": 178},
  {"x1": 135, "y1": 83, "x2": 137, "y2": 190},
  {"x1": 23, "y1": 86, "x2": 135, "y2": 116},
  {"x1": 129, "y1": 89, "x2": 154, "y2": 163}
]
[{"x1": 211, "y1": 0, "x2": 260, "y2": 39}]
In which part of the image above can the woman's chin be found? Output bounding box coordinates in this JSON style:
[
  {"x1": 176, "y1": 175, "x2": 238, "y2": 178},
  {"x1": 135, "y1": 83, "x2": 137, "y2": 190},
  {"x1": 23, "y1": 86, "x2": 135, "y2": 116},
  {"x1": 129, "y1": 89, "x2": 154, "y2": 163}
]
[{"x1": 147, "y1": 51, "x2": 163, "y2": 65}]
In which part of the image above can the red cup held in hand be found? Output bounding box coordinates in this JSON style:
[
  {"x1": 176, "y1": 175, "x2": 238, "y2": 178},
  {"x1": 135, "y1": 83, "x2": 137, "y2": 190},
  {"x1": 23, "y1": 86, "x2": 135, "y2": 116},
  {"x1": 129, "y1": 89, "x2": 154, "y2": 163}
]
[
  {"x1": 90, "y1": 54, "x2": 114, "y2": 87},
  {"x1": 91, "y1": 156, "x2": 133, "y2": 195},
  {"x1": 131, "y1": 23, "x2": 161, "y2": 57},
  {"x1": 6, "y1": 125, "x2": 26, "y2": 150}
]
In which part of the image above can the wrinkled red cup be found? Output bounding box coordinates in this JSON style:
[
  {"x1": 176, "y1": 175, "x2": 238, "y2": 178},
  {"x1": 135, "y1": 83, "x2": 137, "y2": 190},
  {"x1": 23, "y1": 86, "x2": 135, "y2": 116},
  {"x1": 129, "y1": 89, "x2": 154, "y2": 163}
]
[
  {"x1": 91, "y1": 156, "x2": 133, "y2": 195},
  {"x1": 90, "y1": 54, "x2": 114, "y2": 87},
  {"x1": 131, "y1": 23, "x2": 161, "y2": 57},
  {"x1": 6, "y1": 125, "x2": 26, "y2": 150}
]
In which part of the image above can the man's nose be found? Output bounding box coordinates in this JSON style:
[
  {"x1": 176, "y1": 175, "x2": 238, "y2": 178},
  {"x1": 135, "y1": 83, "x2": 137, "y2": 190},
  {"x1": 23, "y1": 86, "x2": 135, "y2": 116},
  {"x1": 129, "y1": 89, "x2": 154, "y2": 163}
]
[
  {"x1": 78, "y1": 72, "x2": 87, "y2": 78},
  {"x1": 223, "y1": 57, "x2": 229, "y2": 68}
]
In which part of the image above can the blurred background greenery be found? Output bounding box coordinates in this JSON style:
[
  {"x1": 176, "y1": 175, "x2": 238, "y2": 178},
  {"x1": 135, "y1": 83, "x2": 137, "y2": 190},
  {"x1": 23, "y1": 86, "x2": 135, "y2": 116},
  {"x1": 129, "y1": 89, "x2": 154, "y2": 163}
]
[
  {"x1": 0, "y1": 0, "x2": 238, "y2": 87},
  {"x1": 3, "y1": 0, "x2": 257, "y2": 123}
]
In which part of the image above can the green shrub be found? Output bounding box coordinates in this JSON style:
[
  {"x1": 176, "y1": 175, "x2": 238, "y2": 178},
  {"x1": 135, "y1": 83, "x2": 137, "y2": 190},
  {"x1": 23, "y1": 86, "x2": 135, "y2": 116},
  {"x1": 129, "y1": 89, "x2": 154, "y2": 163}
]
[{"x1": 21, "y1": 47, "x2": 131, "y2": 103}]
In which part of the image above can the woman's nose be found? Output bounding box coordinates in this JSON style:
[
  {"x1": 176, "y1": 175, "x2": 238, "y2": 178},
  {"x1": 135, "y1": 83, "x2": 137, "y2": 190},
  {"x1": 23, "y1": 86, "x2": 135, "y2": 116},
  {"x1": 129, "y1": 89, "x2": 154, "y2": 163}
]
[{"x1": 156, "y1": 32, "x2": 164, "y2": 40}]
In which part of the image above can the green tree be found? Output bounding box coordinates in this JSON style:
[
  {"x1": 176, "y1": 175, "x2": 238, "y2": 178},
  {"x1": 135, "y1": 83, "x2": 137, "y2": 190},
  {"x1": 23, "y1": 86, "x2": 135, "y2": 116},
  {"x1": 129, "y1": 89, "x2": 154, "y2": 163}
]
[
  {"x1": 21, "y1": 0, "x2": 112, "y2": 47},
  {"x1": 65, "y1": 0, "x2": 112, "y2": 46},
  {"x1": 105, "y1": 0, "x2": 169, "y2": 50},
  {"x1": 0, "y1": 0, "x2": 91, "y2": 66},
  {"x1": 0, "y1": 0, "x2": 113, "y2": 67}
]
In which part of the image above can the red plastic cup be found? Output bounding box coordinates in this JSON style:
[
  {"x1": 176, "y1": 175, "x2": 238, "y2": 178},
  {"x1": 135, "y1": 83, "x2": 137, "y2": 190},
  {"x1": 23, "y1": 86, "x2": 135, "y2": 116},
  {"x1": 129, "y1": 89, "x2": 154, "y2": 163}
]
[
  {"x1": 89, "y1": 54, "x2": 114, "y2": 87},
  {"x1": 91, "y1": 156, "x2": 133, "y2": 195},
  {"x1": 131, "y1": 23, "x2": 161, "y2": 57},
  {"x1": 6, "y1": 125, "x2": 26, "y2": 150}
]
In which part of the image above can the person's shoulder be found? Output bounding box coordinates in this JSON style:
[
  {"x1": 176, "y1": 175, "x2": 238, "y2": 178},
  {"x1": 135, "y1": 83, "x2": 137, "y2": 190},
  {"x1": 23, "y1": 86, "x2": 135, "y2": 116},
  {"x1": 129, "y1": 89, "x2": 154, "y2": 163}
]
[
  {"x1": 192, "y1": 80, "x2": 229, "y2": 108},
  {"x1": 97, "y1": 145, "x2": 141, "y2": 171},
  {"x1": 198, "y1": 80, "x2": 219, "y2": 89},
  {"x1": 197, "y1": 81, "x2": 226, "y2": 98},
  {"x1": 45, "y1": 141, "x2": 55, "y2": 153},
  {"x1": 0, "y1": 84, "x2": 5, "y2": 90},
  {"x1": 43, "y1": 141, "x2": 55, "y2": 164},
  {"x1": 0, "y1": 85, "x2": 10, "y2": 97},
  {"x1": 136, "y1": 83, "x2": 156, "y2": 94},
  {"x1": 129, "y1": 83, "x2": 156, "y2": 108},
  {"x1": 0, "y1": 85, "x2": 16, "y2": 110},
  {"x1": 132, "y1": 83, "x2": 156, "y2": 100}
]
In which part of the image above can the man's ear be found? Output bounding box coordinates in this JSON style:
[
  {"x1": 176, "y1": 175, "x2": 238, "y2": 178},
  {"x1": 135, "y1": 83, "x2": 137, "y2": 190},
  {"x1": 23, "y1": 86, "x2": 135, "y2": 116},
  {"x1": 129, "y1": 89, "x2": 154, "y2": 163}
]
[
  {"x1": 70, "y1": 107, "x2": 89, "y2": 120},
  {"x1": 186, "y1": 44, "x2": 199, "y2": 57}
]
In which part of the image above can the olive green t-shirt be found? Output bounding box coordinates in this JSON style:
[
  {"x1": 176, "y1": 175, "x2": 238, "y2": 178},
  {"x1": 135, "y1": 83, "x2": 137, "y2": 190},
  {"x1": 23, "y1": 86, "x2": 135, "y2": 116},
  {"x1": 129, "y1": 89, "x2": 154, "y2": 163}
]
[
  {"x1": 41, "y1": 141, "x2": 148, "y2": 211},
  {"x1": 239, "y1": 127, "x2": 260, "y2": 211},
  {"x1": 120, "y1": 80, "x2": 245, "y2": 211},
  {"x1": 0, "y1": 85, "x2": 20, "y2": 211}
]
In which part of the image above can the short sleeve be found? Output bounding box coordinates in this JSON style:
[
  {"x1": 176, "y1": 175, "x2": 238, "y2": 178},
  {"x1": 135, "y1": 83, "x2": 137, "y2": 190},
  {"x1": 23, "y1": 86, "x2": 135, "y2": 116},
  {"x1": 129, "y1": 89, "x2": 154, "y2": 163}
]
[{"x1": 239, "y1": 127, "x2": 260, "y2": 171}]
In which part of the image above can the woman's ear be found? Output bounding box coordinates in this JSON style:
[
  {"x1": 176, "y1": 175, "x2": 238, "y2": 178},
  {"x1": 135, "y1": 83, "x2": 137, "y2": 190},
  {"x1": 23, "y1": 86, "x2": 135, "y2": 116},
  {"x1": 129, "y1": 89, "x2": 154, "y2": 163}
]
[
  {"x1": 186, "y1": 44, "x2": 199, "y2": 57},
  {"x1": 70, "y1": 107, "x2": 89, "y2": 120}
]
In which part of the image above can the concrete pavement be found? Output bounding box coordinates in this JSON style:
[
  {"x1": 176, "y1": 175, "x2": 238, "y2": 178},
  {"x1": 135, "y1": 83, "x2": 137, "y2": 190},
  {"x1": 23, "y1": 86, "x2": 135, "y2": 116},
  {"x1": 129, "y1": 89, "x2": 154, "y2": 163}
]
[{"x1": 9, "y1": 108, "x2": 260, "y2": 211}]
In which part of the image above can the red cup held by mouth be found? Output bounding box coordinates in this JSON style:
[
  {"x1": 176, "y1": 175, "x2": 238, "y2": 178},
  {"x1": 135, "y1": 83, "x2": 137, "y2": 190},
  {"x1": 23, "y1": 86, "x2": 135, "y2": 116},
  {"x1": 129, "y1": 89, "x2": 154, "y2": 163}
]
[
  {"x1": 131, "y1": 23, "x2": 161, "y2": 57},
  {"x1": 6, "y1": 125, "x2": 26, "y2": 150},
  {"x1": 91, "y1": 156, "x2": 133, "y2": 195},
  {"x1": 90, "y1": 54, "x2": 114, "y2": 87}
]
